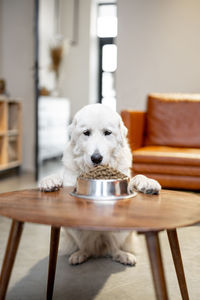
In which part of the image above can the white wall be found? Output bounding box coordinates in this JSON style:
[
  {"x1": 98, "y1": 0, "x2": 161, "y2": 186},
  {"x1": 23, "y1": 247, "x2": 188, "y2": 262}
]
[
  {"x1": 0, "y1": 0, "x2": 35, "y2": 172},
  {"x1": 117, "y1": 0, "x2": 200, "y2": 112},
  {"x1": 0, "y1": 1, "x2": 2, "y2": 74}
]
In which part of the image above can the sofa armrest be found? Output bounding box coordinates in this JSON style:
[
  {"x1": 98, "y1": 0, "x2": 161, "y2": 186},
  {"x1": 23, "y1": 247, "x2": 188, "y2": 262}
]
[{"x1": 121, "y1": 110, "x2": 146, "y2": 151}]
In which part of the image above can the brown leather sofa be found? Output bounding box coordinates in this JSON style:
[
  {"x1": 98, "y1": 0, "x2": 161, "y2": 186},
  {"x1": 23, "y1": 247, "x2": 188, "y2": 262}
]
[{"x1": 121, "y1": 93, "x2": 200, "y2": 190}]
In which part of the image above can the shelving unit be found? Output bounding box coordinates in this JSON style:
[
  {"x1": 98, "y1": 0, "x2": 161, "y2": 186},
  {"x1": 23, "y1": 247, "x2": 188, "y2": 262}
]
[{"x1": 0, "y1": 97, "x2": 21, "y2": 171}]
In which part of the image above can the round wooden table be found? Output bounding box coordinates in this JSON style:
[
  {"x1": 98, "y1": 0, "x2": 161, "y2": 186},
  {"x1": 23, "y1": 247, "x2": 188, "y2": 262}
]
[{"x1": 0, "y1": 188, "x2": 200, "y2": 300}]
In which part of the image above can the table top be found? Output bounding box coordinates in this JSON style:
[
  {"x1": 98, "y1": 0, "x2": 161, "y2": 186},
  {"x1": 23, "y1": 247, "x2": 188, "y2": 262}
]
[{"x1": 0, "y1": 187, "x2": 199, "y2": 231}]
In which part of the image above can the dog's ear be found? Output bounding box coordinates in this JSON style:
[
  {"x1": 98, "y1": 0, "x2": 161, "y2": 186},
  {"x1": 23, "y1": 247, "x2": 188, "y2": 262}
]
[
  {"x1": 118, "y1": 118, "x2": 128, "y2": 146},
  {"x1": 68, "y1": 123, "x2": 73, "y2": 139},
  {"x1": 68, "y1": 118, "x2": 77, "y2": 143}
]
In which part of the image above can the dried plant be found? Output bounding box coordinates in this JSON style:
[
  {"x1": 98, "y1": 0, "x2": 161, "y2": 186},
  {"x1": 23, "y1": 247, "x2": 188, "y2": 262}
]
[
  {"x1": 49, "y1": 36, "x2": 70, "y2": 96},
  {"x1": 50, "y1": 44, "x2": 64, "y2": 80}
]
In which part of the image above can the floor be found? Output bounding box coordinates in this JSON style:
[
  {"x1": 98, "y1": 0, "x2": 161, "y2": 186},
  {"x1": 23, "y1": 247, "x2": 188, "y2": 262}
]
[{"x1": 0, "y1": 164, "x2": 200, "y2": 299}]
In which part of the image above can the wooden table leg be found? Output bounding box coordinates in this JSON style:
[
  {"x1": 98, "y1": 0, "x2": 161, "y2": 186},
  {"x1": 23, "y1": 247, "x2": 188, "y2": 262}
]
[
  {"x1": 46, "y1": 226, "x2": 60, "y2": 300},
  {"x1": 145, "y1": 231, "x2": 168, "y2": 300},
  {"x1": 0, "y1": 220, "x2": 24, "y2": 300},
  {"x1": 167, "y1": 229, "x2": 189, "y2": 300}
]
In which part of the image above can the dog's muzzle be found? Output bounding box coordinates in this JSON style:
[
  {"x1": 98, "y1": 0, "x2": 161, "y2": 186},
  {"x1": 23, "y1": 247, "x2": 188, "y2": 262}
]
[{"x1": 91, "y1": 152, "x2": 103, "y2": 165}]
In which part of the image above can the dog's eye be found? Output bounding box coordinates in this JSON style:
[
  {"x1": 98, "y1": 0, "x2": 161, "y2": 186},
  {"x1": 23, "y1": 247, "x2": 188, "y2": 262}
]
[
  {"x1": 104, "y1": 130, "x2": 112, "y2": 136},
  {"x1": 83, "y1": 130, "x2": 91, "y2": 136}
]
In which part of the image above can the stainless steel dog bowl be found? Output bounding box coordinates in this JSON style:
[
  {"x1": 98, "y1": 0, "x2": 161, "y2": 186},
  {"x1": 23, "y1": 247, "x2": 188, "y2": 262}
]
[{"x1": 70, "y1": 177, "x2": 137, "y2": 201}]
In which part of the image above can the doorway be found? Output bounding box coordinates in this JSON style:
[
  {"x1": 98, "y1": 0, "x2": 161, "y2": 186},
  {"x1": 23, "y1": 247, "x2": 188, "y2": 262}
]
[{"x1": 34, "y1": 0, "x2": 117, "y2": 181}]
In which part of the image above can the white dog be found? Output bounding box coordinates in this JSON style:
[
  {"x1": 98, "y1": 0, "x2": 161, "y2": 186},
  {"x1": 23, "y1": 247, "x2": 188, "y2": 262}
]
[{"x1": 39, "y1": 104, "x2": 161, "y2": 266}]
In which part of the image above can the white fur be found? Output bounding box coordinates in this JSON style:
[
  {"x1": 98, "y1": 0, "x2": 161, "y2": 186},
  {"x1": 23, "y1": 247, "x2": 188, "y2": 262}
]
[{"x1": 39, "y1": 103, "x2": 161, "y2": 265}]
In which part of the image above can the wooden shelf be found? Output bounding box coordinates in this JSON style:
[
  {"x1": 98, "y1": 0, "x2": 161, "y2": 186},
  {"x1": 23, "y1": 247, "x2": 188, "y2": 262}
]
[
  {"x1": 0, "y1": 161, "x2": 20, "y2": 171},
  {"x1": 0, "y1": 131, "x2": 6, "y2": 136},
  {"x1": 0, "y1": 98, "x2": 21, "y2": 171},
  {"x1": 0, "y1": 136, "x2": 7, "y2": 165},
  {"x1": 7, "y1": 129, "x2": 19, "y2": 136},
  {"x1": 0, "y1": 101, "x2": 6, "y2": 132}
]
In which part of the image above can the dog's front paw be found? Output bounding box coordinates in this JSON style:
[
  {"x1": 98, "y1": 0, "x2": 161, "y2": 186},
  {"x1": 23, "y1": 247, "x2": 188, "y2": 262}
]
[
  {"x1": 69, "y1": 250, "x2": 90, "y2": 265},
  {"x1": 129, "y1": 175, "x2": 161, "y2": 195},
  {"x1": 39, "y1": 174, "x2": 63, "y2": 192},
  {"x1": 112, "y1": 250, "x2": 136, "y2": 266}
]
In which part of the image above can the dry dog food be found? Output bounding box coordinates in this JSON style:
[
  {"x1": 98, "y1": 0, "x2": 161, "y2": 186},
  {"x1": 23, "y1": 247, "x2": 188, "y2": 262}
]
[{"x1": 79, "y1": 165, "x2": 128, "y2": 180}]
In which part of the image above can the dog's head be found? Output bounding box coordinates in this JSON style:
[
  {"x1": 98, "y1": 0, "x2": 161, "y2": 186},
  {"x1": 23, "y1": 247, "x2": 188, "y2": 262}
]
[{"x1": 69, "y1": 104, "x2": 128, "y2": 171}]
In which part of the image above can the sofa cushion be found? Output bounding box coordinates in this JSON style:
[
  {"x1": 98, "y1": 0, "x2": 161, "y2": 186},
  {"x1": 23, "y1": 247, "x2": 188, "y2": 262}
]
[
  {"x1": 133, "y1": 146, "x2": 200, "y2": 166},
  {"x1": 131, "y1": 172, "x2": 200, "y2": 190},
  {"x1": 133, "y1": 162, "x2": 200, "y2": 176},
  {"x1": 145, "y1": 94, "x2": 200, "y2": 148}
]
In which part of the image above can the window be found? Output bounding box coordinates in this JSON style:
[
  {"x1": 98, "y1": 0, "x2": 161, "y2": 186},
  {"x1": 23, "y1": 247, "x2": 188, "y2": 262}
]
[
  {"x1": 97, "y1": 3, "x2": 117, "y2": 110},
  {"x1": 97, "y1": 4, "x2": 117, "y2": 38}
]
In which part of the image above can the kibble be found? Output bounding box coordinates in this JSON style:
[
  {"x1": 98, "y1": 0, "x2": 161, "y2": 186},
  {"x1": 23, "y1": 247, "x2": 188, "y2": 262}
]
[{"x1": 79, "y1": 165, "x2": 128, "y2": 180}]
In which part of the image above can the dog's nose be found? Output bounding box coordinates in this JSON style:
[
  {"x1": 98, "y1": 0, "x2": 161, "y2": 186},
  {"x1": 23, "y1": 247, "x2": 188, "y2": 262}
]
[{"x1": 91, "y1": 152, "x2": 103, "y2": 165}]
